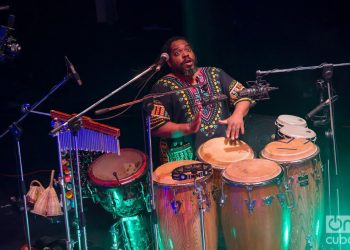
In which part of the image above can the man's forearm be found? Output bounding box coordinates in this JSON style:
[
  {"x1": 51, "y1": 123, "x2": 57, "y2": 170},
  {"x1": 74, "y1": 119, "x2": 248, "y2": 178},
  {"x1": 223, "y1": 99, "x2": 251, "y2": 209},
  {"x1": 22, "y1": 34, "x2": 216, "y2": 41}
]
[
  {"x1": 152, "y1": 122, "x2": 191, "y2": 138},
  {"x1": 232, "y1": 100, "x2": 251, "y2": 117}
]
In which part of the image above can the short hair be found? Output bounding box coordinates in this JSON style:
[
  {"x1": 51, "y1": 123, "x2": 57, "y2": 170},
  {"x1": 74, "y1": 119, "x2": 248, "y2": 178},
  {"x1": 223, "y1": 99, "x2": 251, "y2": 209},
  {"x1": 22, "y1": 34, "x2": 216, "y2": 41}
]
[{"x1": 161, "y1": 36, "x2": 194, "y2": 55}]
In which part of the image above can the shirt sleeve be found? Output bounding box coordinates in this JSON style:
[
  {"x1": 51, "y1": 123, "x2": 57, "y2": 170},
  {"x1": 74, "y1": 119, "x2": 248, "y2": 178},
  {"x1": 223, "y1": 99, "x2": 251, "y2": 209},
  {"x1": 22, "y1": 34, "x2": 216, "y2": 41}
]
[
  {"x1": 218, "y1": 69, "x2": 255, "y2": 107},
  {"x1": 150, "y1": 79, "x2": 172, "y2": 131}
]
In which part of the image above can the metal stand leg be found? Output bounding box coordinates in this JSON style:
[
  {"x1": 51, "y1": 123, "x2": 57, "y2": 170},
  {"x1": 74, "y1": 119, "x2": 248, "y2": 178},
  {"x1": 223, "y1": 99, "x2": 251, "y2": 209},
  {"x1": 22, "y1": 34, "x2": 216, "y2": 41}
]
[
  {"x1": 194, "y1": 179, "x2": 206, "y2": 250},
  {"x1": 9, "y1": 124, "x2": 32, "y2": 249},
  {"x1": 71, "y1": 131, "x2": 88, "y2": 250},
  {"x1": 143, "y1": 100, "x2": 159, "y2": 250},
  {"x1": 56, "y1": 133, "x2": 72, "y2": 250}
]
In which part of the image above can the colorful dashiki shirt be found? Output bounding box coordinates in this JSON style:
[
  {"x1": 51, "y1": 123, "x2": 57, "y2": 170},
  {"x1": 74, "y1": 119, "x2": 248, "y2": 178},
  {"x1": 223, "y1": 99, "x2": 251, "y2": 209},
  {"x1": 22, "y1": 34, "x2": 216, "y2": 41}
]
[{"x1": 150, "y1": 67, "x2": 253, "y2": 163}]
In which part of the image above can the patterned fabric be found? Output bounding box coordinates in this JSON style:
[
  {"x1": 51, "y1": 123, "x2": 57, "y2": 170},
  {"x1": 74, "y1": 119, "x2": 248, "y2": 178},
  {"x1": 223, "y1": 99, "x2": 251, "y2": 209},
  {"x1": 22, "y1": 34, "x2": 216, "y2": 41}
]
[{"x1": 151, "y1": 67, "x2": 253, "y2": 164}]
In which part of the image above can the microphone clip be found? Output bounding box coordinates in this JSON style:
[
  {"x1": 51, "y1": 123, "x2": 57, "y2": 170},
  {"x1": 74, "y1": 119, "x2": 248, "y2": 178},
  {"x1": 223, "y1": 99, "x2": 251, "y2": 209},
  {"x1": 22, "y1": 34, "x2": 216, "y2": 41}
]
[{"x1": 243, "y1": 80, "x2": 278, "y2": 101}]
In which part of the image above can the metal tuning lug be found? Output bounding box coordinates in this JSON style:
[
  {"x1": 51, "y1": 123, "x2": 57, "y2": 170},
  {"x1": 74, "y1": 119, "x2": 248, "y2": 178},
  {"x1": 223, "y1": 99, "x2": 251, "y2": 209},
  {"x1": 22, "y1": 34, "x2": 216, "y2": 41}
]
[
  {"x1": 244, "y1": 186, "x2": 256, "y2": 214},
  {"x1": 262, "y1": 195, "x2": 274, "y2": 206}
]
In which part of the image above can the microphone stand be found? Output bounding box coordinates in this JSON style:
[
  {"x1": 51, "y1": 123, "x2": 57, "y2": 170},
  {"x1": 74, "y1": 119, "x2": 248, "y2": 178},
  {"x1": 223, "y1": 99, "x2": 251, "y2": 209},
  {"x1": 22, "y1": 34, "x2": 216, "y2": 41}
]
[
  {"x1": 50, "y1": 65, "x2": 157, "y2": 135},
  {"x1": 142, "y1": 97, "x2": 160, "y2": 250},
  {"x1": 257, "y1": 62, "x2": 349, "y2": 249},
  {"x1": 0, "y1": 73, "x2": 74, "y2": 250}
]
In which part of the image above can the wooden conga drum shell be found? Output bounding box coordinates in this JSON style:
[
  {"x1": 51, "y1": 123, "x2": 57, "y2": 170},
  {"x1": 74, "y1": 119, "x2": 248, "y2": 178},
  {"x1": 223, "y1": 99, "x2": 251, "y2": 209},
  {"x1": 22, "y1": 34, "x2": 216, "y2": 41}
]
[
  {"x1": 153, "y1": 160, "x2": 217, "y2": 250},
  {"x1": 260, "y1": 139, "x2": 324, "y2": 250},
  {"x1": 221, "y1": 159, "x2": 285, "y2": 250}
]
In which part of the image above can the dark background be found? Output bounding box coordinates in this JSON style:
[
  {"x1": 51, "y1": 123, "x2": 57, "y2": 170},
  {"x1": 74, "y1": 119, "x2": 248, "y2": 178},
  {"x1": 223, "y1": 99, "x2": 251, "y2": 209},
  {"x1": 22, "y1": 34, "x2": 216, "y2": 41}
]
[{"x1": 0, "y1": 0, "x2": 349, "y2": 249}]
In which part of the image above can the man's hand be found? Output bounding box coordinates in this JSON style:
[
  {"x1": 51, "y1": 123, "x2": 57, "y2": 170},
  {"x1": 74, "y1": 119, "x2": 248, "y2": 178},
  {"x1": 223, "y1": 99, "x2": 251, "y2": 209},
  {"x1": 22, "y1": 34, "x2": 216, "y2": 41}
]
[{"x1": 219, "y1": 112, "x2": 245, "y2": 140}]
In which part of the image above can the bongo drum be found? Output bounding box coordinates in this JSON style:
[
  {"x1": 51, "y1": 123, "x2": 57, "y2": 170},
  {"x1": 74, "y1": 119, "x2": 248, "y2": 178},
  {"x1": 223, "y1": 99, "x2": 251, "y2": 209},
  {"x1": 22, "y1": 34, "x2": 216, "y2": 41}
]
[
  {"x1": 88, "y1": 148, "x2": 148, "y2": 217},
  {"x1": 197, "y1": 137, "x2": 255, "y2": 202},
  {"x1": 275, "y1": 115, "x2": 308, "y2": 140},
  {"x1": 278, "y1": 125, "x2": 317, "y2": 142},
  {"x1": 153, "y1": 160, "x2": 217, "y2": 250},
  {"x1": 260, "y1": 138, "x2": 324, "y2": 250},
  {"x1": 275, "y1": 114, "x2": 308, "y2": 129},
  {"x1": 221, "y1": 159, "x2": 285, "y2": 250}
]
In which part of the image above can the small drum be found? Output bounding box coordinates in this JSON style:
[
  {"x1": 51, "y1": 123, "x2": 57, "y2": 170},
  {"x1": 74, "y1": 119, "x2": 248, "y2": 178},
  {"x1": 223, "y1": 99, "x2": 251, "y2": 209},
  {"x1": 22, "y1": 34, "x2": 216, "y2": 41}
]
[
  {"x1": 197, "y1": 137, "x2": 255, "y2": 200},
  {"x1": 260, "y1": 139, "x2": 324, "y2": 250},
  {"x1": 278, "y1": 125, "x2": 317, "y2": 142},
  {"x1": 221, "y1": 159, "x2": 285, "y2": 250},
  {"x1": 275, "y1": 115, "x2": 309, "y2": 141},
  {"x1": 88, "y1": 148, "x2": 148, "y2": 217},
  {"x1": 153, "y1": 160, "x2": 217, "y2": 250},
  {"x1": 275, "y1": 114, "x2": 308, "y2": 129}
]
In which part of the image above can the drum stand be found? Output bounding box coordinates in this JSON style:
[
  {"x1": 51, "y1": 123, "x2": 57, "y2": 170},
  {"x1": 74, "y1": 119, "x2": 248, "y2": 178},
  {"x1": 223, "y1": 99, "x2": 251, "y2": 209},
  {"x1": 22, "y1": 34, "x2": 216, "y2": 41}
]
[
  {"x1": 193, "y1": 178, "x2": 207, "y2": 250},
  {"x1": 0, "y1": 72, "x2": 75, "y2": 250},
  {"x1": 143, "y1": 98, "x2": 160, "y2": 250}
]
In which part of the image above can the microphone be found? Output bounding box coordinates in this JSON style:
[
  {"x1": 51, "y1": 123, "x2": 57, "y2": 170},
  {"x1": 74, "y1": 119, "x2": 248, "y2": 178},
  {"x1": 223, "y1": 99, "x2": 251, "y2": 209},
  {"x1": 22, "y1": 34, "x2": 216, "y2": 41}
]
[
  {"x1": 236, "y1": 85, "x2": 278, "y2": 100},
  {"x1": 201, "y1": 94, "x2": 227, "y2": 106},
  {"x1": 65, "y1": 56, "x2": 83, "y2": 86},
  {"x1": 155, "y1": 52, "x2": 169, "y2": 71},
  {"x1": 305, "y1": 95, "x2": 338, "y2": 120}
]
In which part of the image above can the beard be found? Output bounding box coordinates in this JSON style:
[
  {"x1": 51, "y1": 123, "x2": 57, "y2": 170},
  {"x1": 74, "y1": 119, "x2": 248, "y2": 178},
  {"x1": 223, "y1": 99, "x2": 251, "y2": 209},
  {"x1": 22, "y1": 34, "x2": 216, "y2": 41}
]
[
  {"x1": 183, "y1": 67, "x2": 197, "y2": 77},
  {"x1": 172, "y1": 57, "x2": 198, "y2": 77}
]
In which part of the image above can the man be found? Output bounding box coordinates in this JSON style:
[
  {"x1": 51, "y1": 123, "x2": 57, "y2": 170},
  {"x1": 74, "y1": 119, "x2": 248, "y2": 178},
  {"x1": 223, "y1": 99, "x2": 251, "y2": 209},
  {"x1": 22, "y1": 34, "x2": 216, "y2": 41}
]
[{"x1": 150, "y1": 36, "x2": 254, "y2": 163}]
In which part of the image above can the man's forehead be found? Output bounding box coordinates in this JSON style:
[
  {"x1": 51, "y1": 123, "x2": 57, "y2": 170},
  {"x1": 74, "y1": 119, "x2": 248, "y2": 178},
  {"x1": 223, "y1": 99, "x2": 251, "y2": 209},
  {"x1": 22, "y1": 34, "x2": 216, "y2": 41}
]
[{"x1": 170, "y1": 40, "x2": 191, "y2": 51}]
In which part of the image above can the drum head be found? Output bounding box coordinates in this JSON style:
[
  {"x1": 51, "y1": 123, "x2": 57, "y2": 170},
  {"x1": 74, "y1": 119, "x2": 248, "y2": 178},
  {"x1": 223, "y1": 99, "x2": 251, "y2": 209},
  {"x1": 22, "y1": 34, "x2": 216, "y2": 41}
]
[
  {"x1": 197, "y1": 137, "x2": 254, "y2": 170},
  {"x1": 279, "y1": 125, "x2": 316, "y2": 140},
  {"x1": 153, "y1": 160, "x2": 209, "y2": 186},
  {"x1": 260, "y1": 138, "x2": 319, "y2": 162},
  {"x1": 222, "y1": 159, "x2": 282, "y2": 185},
  {"x1": 276, "y1": 114, "x2": 307, "y2": 127},
  {"x1": 88, "y1": 148, "x2": 147, "y2": 187}
]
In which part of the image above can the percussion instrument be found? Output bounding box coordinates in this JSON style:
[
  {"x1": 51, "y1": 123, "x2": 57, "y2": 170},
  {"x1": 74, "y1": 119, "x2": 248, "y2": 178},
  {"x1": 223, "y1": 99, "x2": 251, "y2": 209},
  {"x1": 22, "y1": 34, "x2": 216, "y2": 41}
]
[
  {"x1": 220, "y1": 159, "x2": 286, "y2": 250},
  {"x1": 260, "y1": 138, "x2": 324, "y2": 250},
  {"x1": 153, "y1": 160, "x2": 217, "y2": 250},
  {"x1": 88, "y1": 148, "x2": 148, "y2": 218},
  {"x1": 275, "y1": 114, "x2": 308, "y2": 129},
  {"x1": 110, "y1": 213, "x2": 152, "y2": 250},
  {"x1": 278, "y1": 125, "x2": 317, "y2": 142},
  {"x1": 275, "y1": 114, "x2": 308, "y2": 141},
  {"x1": 197, "y1": 137, "x2": 255, "y2": 201}
]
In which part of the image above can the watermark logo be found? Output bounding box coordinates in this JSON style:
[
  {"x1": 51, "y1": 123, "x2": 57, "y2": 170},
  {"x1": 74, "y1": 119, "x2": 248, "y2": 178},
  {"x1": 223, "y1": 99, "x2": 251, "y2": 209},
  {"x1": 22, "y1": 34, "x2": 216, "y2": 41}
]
[
  {"x1": 326, "y1": 215, "x2": 350, "y2": 246},
  {"x1": 326, "y1": 216, "x2": 350, "y2": 234}
]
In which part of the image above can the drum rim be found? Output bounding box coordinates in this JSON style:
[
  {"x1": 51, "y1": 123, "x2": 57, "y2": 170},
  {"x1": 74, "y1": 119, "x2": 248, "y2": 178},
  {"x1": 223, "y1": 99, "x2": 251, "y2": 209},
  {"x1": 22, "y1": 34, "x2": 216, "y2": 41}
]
[
  {"x1": 154, "y1": 175, "x2": 212, "y2": 187},
  {"x1": 259, "y1": 144, "x2": 320, "y2": 164},
  {"x1": 196, "y1": 137, "x2": 255, "y2": 170},
  {"x1": 222, "y1": 168, "x2": 284, "y2": 187},
  {"x1": 278, "y1": 126, "x2": 317, "y2": 140},
  {"x1": 88, "y1": 148, "x2": 147, "y2": 187},
  {"x1": 275, "y1": 114, "x2": 307, "y2": 128},
  {"x1": 153, "y1": 160, "x2": 212, "y2": 187}
]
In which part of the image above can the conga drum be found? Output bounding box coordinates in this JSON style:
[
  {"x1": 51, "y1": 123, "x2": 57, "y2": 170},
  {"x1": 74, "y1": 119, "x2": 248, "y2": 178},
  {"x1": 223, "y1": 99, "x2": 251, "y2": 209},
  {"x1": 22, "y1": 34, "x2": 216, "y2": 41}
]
[
  {"x1": 88, "y1": 148, "x2": 148, "y2": 217},
  {"x1": 197, "y1": 137, "x2": 255, "y2": 202},
  {"x1": 153, "y1": 160, "x2": 217, "y2": 250},
  {"x1": 221, "y1": 159, "x2": 285, "y2": 250},
  {"x1": 260, "y1": 138, "x2": 324, "y2": 250}
]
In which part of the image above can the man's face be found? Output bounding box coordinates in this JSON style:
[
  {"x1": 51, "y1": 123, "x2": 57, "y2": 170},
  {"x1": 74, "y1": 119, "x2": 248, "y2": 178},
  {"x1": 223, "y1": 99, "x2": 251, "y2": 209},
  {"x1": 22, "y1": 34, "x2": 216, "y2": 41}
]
[{"x1": 167, "y1": 39, "x2": 197, "y2": 77}]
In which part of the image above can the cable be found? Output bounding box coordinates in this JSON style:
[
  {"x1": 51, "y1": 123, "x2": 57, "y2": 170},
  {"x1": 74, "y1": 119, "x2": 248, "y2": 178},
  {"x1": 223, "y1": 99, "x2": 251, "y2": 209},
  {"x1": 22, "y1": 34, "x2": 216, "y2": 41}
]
[{"x1": 93, "y1": 69, "x2": 158, "y2": 122}]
